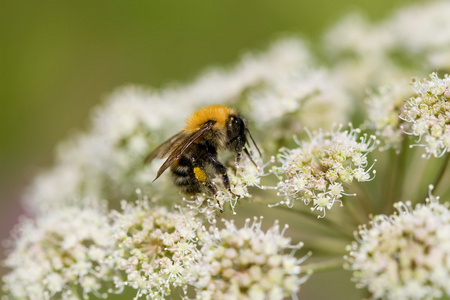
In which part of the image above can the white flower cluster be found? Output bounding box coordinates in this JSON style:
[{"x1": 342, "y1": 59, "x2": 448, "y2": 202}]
[
  {"x1": 2, "y1": 202, "x2": 116, "y2": 300},
  {"x1": 274, "y1": 126, "x2": 377, "y2": 217},
  {"x1": 323, "y1": 1, "x2": 450, "y2": 96},
  {"x1": 195, "y1": 217, "x2": 308, "y2": 300},
  {"x1": 365, "y1": 81, "x2": 413, "y2": 151},
  {"x1": 249, "y1": 69, "x2": 350, "y2": 132},
  {"x1": 346, "y1": 188, "x2": 450, "y2": 300},
  {"x1": 110, "y1": 200, "x2": 203, "y2": 299},
  {"x1": 386, "y1": 0, "x2": 450, "y2": 69},
  {"x1": 401, "y1": 72, "x2": 450, "y2": 157},
  {"x1": 24, "y1": 87, "x2": 173, "y2": 213},
  {"x1": 230, "y1": 154, "x2": 268, "y2": 197},
  {"x1": 323, "y1": 13, "x2": 408, "y2": 98}
]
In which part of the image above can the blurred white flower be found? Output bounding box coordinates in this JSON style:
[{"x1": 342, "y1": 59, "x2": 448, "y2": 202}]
[
  {"x1": 324, "y1": 0, "x2": 450, "y2": 68},
  {"x1": 249, "y1": 68, "x2": 351, "y2": 132},
  {"x1": 175, "y1": 38, "x2": 312, "y2": 107},
  {"x1": 401, "y1": 72, "x2": 450, "y2": 157},
  {"x1": 346, "y1": 186, "x2": 450, "y2": 300},
  {"x1": 274, "y1": 125, "x2": 377, "y2": 217},
  {"x1": 323, "y1": 13, "x2": 393, "y2": 58},
  {"x1": 24, "y1": 87, "x2": 171, "y2": 213},
  {"x1": 195, "y1": 217, "x2": 308, "y2": 300},
  {"x1": 323, "y1": 1, "x2": 450, "y2": 97},
  {"x1": 386, "y1": 1, "x2": 450, "y2": 69},
  {"x1": 322, "y1": 12, "x2": 409, "y2": 96},
  {"x1": 2, "y1": 201, "x2": 116, "y2": 300}
]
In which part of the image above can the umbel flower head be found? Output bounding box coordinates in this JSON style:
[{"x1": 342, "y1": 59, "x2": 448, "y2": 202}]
[
  {"x1": 365, "y1": 81, "x2": 413, "y2": 152},
  {"x1": 401, "y1": 72, "x2": 450, "y2": 157},
  {"x1": 110, "y1": 199, "x2": 204, "y2": 299},
  {"x1": 2, "y1": 201, "x2": 116, "y2": 300},
  {"x1": 345, "y1": 186, "x2": 450, "y2": 300},
  {"x1": 194, "y1": 217, "x2": 309, "y2": 300},
  {"x1": 248, "y1": 69, "x2": 350, "y2": 132},
  {"x1": 322, "y1": 1, "x2": 450, "y2": 93},
  {"x1": 274, "y1": 125, "x2": 377, "y2": 217}
]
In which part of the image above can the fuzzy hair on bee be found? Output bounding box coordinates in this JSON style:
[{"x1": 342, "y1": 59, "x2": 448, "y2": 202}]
[{"x1": 144, "y1": 104, "x2": 260, "y2": 196}]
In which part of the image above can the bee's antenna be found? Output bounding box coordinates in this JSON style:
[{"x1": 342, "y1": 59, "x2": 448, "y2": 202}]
[{"x1": 245, "y1": 129, "x2": 262, "y2": 157}]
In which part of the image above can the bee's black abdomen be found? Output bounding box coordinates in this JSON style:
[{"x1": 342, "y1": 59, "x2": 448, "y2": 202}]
[
  {"x1": 172, "y1": 166, "x2": 189, "y2": 177},
  {"x1": 171, "y1": 155, "x2": 202, "y2": 194},
  {"x1": 173, "y1": 176, "x2": 201, "y2": 194}
]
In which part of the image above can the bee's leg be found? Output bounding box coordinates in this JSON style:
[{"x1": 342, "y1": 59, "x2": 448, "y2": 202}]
[
  {"x1": 193, "y1": 166, "x2": 222, "y2": 209},
  {"x1": 208, "y1": 157, "x2": 240, "y2": 198},
  {"x1": 234, "y1": 137, "x2": 244, "y2": 166},
  {"x1": 203, "y1": 181, "x2": 224, "y2": 213},
  {"x1": 203, "y1": 181, "x2": 217, "y2": 195},
  {"x1": 235, "y1": 151, "x2": 242, "y2": 166}
]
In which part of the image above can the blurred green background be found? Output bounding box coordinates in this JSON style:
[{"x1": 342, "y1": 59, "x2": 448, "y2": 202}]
[{"x1": 0, "y1": 1, "x2": 418, "y2": 298}]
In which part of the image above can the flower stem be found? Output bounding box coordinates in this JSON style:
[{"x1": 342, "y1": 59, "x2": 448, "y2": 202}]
[
  {"x1": 384, "y1": 148, "x2": 398, "y2": 211},
  {"x1": 270, "y1": 204, "x2": 354, "y2": 240},
  {"x1": 384, "y1": 137, "x2": 409, "y2": 214},
  {"x1": 343, "y1": 198, "x2": 366, "y2": 226},
  {"x1": 419, "y1": 152, "x2": 450, "y2": 202},
  {"x1": 431, "y1": 152, "x2": 450, "y2": 192},
  {"x1": 349, "y1": 183, "x2": 373, "y2": 218},
  {"x1": 302, "y1": 257, "x2": 344, "y2": 274}
]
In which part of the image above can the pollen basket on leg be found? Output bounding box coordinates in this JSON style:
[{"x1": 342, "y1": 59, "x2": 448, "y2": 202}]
[
  {"x1": 184, "y1": 105, "x2": 235, "y2": 132},
  {"x1": 193, "y1": 167, "x2": 207, "y2": 182}
]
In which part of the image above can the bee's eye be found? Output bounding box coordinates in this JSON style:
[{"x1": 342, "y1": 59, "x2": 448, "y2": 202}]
[{"x1": 229, "y1": 116, "x2": 243, "y2": 128}]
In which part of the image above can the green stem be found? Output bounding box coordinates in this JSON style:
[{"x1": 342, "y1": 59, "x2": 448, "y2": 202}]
[
  {"x1": 384, "y1": 138, "x2": 409, "y2": 213},
  {"x1": 432, "y1": 152, "x2": 450, "y2": 192},
  {"x1": 350, "y1": 182, "x2": 374, "y2": 216},
  {"x1": 343, "y1": 199, "x2": 366, "y2": 226},
  {"x1": 302, "y1": 243, "x2": 348, "y2": 256},
  {"x1": 384, "y1": 149, "x2": 398, "y2": 212},
  {"x1": 302, "y1": 257, "x2": 344, "y2": 274},
  {"x1": 271, "y1": 204, "x2": 354, "y2": 241},
  {"x1": 420, "y1": 152, "x2": 450, "y2": 202}
]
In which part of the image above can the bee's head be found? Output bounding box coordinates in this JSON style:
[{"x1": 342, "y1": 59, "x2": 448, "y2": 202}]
[{"x1": 226, "y1": 114, "x2": 247, "y2": 153}]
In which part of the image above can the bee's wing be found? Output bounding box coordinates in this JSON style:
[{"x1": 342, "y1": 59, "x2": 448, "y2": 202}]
[
  {"x1": 153, "y1": 120, "x2": 214, "y2": 182},
  {"x1": 144, "y1": 132, "x2": 187, "y2": 164}
]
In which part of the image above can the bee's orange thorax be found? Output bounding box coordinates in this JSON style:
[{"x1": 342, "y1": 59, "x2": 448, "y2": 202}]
[{"x1": 184, "y1": 105, "x2": 235, "y2": 133}]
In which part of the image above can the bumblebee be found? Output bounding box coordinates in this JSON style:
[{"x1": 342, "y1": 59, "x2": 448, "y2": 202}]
[{"x1": 145, "y1": 105, "x2": 260, "y2": 196}]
